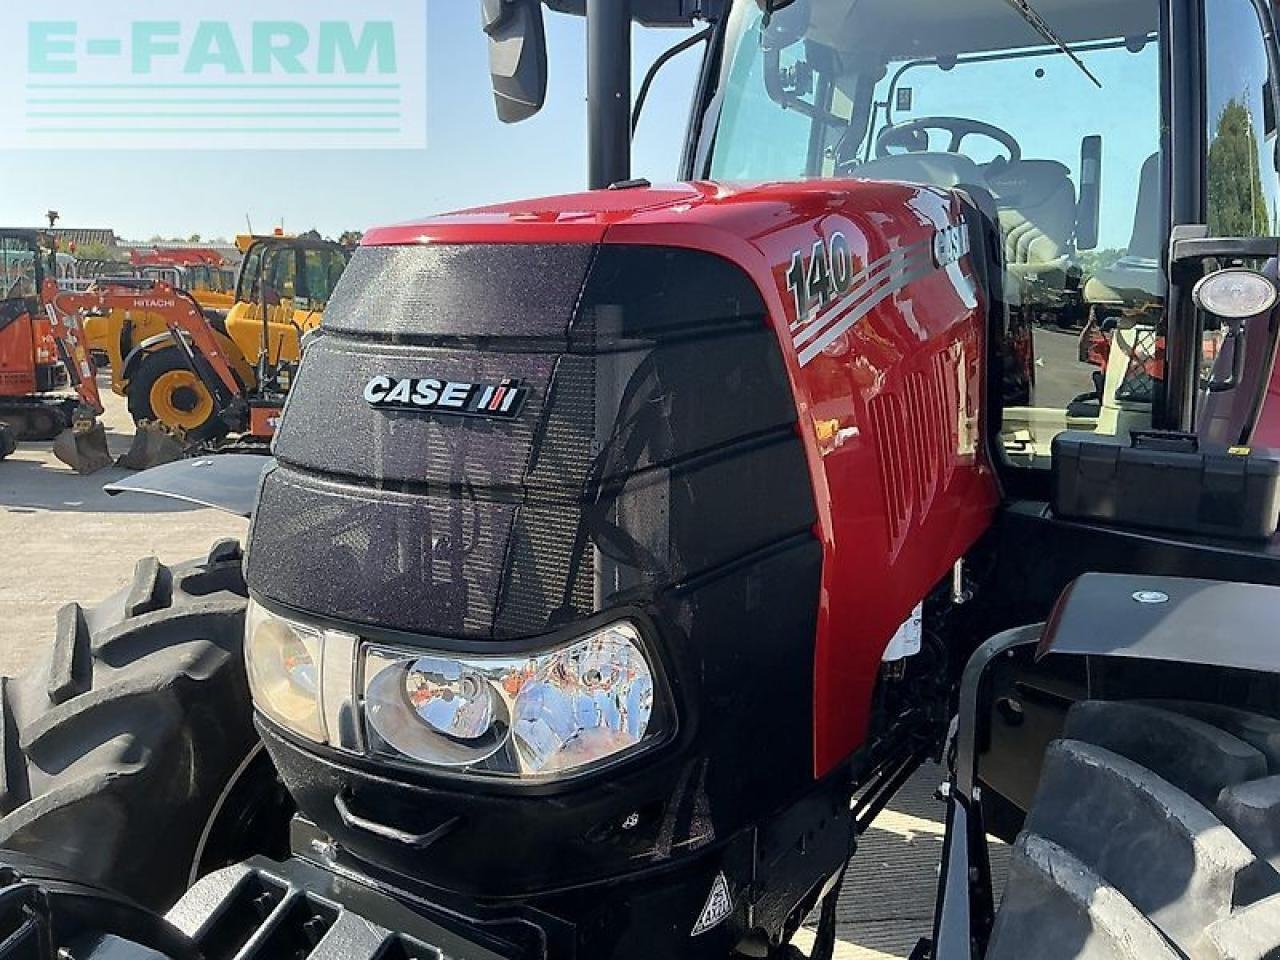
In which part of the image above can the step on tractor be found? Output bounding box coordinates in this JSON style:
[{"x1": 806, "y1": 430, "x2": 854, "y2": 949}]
[
  {"x1": 0, "y1": 229, "x2": 110, "y2": 470},
  {"x1": 4, "y1": 0, "x2": 1280, "y2": 957}
]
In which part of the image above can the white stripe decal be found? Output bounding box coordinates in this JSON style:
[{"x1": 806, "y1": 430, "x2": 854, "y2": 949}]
[
  {"x1": 797, "y1": 262, "x2": 937, "y2": 367},
  {"x1": 783, "y1": 240, "x2": 926, "y2": 337},
  {"x1": 793, "y1": 248, "x2": 932, "y2": 354},
  {"x1": 790, "y1": 240, "x2": 930, "y2": 341}
]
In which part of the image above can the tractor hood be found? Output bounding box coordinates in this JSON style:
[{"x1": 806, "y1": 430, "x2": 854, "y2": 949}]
[{"x1": 247, "y1": 182, "x2": 825, "y2": 643}]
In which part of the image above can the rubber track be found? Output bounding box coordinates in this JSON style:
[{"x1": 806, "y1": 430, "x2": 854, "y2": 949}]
[
  {"x1": 0, "y1": 543, "x2": 254, "y2": 910},
  {"x1": 989, "y1": 700, "x2": 1280, "y2": 960}
]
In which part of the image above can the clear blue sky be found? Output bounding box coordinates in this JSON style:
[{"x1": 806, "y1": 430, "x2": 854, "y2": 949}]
[{"x1": 0, "y1": 4, "x2": 700, "y2": 240}]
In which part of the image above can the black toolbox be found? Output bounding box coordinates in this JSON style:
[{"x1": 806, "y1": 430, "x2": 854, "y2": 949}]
[{"x1": 1052, "y1": 430, "x2": 1280, "y2": 540}]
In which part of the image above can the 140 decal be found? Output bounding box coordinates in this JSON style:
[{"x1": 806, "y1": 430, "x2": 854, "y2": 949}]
[
  {"x1": 786, "y1": 233, "x2": 854, "y2": 326},
  {"x1": 786, "y1": 222, "x2": 970, "y2": 328}
]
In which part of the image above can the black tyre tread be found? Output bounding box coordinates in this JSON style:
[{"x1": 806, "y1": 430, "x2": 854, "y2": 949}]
[
  {"x1": 990, "y1": 700, "x2": 1280, "y2": 960},
  {"x1": 47, "y1": 603, "x2": 90, "y2": 705},
  {"x1": 1143, "y1": 700, "x2": 1280, "y2": 775},
  {"x1": 1063, "y1": 700, "x2": 1268, "y2": 807},
  {"x1": 0, "y1": 548, "x2": 253, "y2": 909},
  {"x1": 123, "y1": 556, "x2": 168, "y2": 618},
  {"x1": 988, "y1": 833, "x2": 1179, "y2": 960},
  {"x1": 1205, "y1": 892, "x2": 1280, "y2": 960}
]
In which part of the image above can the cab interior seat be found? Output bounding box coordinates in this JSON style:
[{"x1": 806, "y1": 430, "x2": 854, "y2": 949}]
[
  {"x1": 855, "y1": 149, "x2": 1079, "y2": 306},
  {"x1": 985, "y1": 159, "x2": 1079, "y2": 305},
  {"x1": 1084, "y1": 152, "x2": 1163, "y2": 306}
]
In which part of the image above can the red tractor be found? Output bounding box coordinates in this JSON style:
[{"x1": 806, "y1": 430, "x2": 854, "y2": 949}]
[{"x1": 1, "y1": 1, "x2": 1280, "y2": 959}]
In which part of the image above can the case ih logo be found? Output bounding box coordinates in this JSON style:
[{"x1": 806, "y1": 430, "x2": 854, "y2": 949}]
[{"x1": 363, "y1": 376, "x2": 527, "y2": 420}]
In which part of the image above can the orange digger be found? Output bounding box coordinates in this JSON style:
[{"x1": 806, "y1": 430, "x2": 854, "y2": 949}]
[{"x1": 0, "y1": 229, "x2": 108, "y2": 471}]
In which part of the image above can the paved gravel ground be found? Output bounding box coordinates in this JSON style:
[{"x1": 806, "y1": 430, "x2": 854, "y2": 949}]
[
  {"x1": 0, "y1": 380, "x2": 246, "y2": 675},
  {"x1": 0, "y1": 384, "x2": 1010, "y2": 957}
]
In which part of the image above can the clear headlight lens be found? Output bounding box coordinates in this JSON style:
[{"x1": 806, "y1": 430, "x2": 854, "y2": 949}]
[
  {"x1": 364, "y1": 622, "x2": 660, "y2": 779},
  {"x1": 245, "y1": 601, "x2": 324, "y2": 742},
  {"x1": 365, "y1": 655, "x2": 512, "y2": 767}
]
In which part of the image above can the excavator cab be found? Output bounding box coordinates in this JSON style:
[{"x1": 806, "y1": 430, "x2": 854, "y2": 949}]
[{"x1": 0, "y1": 231, "x2": 63, "y2": 419}]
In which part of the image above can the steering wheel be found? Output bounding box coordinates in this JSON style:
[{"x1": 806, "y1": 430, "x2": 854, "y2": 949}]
[{"x1": 875, "y1": 117, "x2": 1021, "y2": 163}]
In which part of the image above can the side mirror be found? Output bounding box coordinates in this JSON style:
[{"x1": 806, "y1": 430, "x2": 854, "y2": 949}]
[
  {"x1": 482, "y1": 0, "x2": 549, "y2": 124},
  {"x1": 1076, "y1": 134, "x2": 1102, "y2": 251}
]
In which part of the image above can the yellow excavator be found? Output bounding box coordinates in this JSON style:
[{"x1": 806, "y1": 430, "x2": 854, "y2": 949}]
[{"x1": 81, "y1": 234, "x2": 348, "y2": 441}]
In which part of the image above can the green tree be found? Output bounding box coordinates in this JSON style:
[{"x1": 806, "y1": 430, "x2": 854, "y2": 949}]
[
  {"x1": 74, "y1": 241, "x2": 126, "y2": 262},
  {"x1": 338, "y1": 230, "x2": 364, "y2": 247},
  {"x1": 1077, "y1": 247, "x2": 1125, "y2": 278},
  {"x1": 1207, "y1": 99, "x2": 1270, "y2": 237}
]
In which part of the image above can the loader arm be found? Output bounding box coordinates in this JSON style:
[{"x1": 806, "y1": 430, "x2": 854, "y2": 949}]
[
  {"x1": 38, "y1": 277, "x2": 102, "y2": 415},
  {"x1": 47, "y1": 280, "x2": 244, "y2": 401}
]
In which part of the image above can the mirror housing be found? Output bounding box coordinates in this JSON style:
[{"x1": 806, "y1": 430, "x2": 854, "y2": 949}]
[
  {"x1": 1076, "y1": 135, "x2": 1102, "y2": 251},
  {"x1": 482, "y1": 0, "x2": 549, "y2": 124}
]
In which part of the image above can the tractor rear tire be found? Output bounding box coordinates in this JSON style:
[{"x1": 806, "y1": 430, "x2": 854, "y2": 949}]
[
  {"x1": 0, "y1": 544, "x2": 264, "y2": 911},
  {"x1": 127, "y1": 348, "x2": 225, "y2": 442},
  {"x1": 988, "y1": 699, "x2": 1280, "y2": 960}
]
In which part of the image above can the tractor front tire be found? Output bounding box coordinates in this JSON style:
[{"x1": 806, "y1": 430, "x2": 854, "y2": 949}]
[
  {"x1": 127, "y1": 349, "x2": 224, "y2": 442},
  {"x1": 0, "y1": 545, "x2": 264, "y2": 911},
  {"x1": 989, "y1": 699, "x2": 1280, "y2": 959}
]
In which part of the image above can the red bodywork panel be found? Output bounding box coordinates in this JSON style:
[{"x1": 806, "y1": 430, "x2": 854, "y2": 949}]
[
  {"x1": 0, "y1": 288, "x2": 64, "y2": 399},
  {"x1": 1256, "y1": 366, "x2": 1280, "y2": 447},
  {"x1": 368, "y1": 181, "x2": 1001, "y2": 777},
  {"x1": 131, "y1": 248, "x2": 227, "y2": 268},
  {"x1": 0, "y1": 305, "x2": 40, "y2": 397}
]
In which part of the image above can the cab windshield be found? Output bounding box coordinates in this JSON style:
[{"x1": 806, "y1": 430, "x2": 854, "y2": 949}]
[{"x1": 707, "y1": 0, "x2": 1169, "y2": 463}]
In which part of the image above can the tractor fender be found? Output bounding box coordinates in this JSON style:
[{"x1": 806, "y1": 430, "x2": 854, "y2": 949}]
[
  {"x1": 934, "y1": 574, "x2": 1280, "y2": 959},
  {"x1": 104, "y1": 454, "x2": 273, "y2": 518},
  {"x1": 1037, "y1": 572, "x2": 1280, "y2": 675}
]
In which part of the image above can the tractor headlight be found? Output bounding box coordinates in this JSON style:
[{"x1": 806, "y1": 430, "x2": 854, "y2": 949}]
[
  {"x1": 245, "y1": 601, "x2": 361, "y2": 748},
  {"x1": 1193, "y1": 268, "x2": 1279, "y2": 319},
  {"x1": 245, "y1": 601, "x2": 325, "y2": 742},
  {"x1": 363, "y1": 622, "x2": 661, "y2": 779}
]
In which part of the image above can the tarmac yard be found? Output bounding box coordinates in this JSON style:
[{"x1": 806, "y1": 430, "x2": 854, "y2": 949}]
[
  {"x1": 0, "y1": 383, "x2": 246, "y2": 676},
  {"x1": 0, "y1": 384, "x2": 1007, "y2": 960}
]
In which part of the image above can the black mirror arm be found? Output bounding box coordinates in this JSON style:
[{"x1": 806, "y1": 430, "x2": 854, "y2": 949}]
[{"x1": 632, "y1": 27, "x2": 714, "y2": 133}]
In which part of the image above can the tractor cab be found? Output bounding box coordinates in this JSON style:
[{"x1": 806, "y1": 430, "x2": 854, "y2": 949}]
[{"x1": 696, "y1": 0, "x2": 1278, "y2": 477}]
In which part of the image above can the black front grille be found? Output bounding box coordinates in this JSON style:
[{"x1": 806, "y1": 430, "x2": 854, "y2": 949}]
[{"x1": 249, "y1": 243, "x2": 815, "y2": 641}]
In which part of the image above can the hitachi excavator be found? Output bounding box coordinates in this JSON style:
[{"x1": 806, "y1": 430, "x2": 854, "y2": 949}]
[{"x1": 44, "y1": 276, "x2": 298, "y2": 470}]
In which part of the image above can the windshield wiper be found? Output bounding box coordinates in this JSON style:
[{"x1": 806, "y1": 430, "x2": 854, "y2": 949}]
[{"x1": 1002, "y1": 0, "x2": 1103, "y2": 88}]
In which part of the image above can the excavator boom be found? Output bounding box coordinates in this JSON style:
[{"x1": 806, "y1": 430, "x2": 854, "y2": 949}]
[{"x1": 43, "y1": 280, "x2": 248, "y2": 473}]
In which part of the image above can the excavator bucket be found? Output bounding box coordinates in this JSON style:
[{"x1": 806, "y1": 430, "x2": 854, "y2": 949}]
[
  {"x1": 52, "y1": 418, "x2": 113, "y2": 475},
  {"x1": 116, "y1": 420, "x2": 186, "y2": 471}
]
